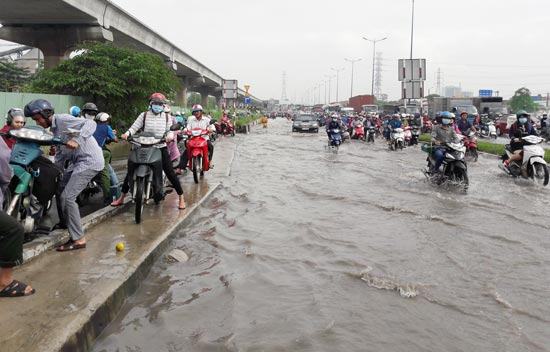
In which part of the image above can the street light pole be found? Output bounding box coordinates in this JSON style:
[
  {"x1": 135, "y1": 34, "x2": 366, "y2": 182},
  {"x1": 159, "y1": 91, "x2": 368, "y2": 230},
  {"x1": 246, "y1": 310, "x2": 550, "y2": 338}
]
[
  {"x1": 410, "y1": 0, "x2": 415, "y2": 60},
  {"x1": 331, "y1": 67, "x2": 344, "y2": 102},
  {"x1": 362, "y1": 36, "x2": 388, "y2": 96},
  {"x1": 345, "y1": 58, "x2": 362, "y2": 99},
  {"x1": 325, "y1": 75, "x2": 334, "y2": 103}
]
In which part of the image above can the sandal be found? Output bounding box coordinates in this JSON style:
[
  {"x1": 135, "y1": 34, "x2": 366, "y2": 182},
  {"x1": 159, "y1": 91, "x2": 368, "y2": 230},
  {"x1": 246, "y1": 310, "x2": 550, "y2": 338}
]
[
  {"x1": 178, "y1": 199, "x2": 186, "y2": 210},
  {"x1": 0, "y1": 280, "x2": 35, "y2": 297},
  {"x1": 56, "y1": 239, "x2": 86, "y2": 252}
]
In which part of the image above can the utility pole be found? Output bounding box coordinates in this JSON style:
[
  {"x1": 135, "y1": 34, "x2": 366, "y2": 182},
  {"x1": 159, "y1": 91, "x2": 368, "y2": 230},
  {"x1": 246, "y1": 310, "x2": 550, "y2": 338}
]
[
  {"x1": 331, "y1": 67, "x2": 344, "y2": 102},
  {"x1": 374, "y1": 52, "x2": 383, "y2": 99},
  {"x1": 325, "y1": 75, "x2": 334, "y2": 103},
  {"x1": 345, "y1": 58, "x2": 362, "y2": 99},
  {"x1": 410, "y1": 0, "x2": 415, "y2": 60},
  {"x1": 363, "y1": 36, "x2": 388, "y2": 96},
  {"x1": 436, "y1": 68, "x2": 442, "y2": 96},
  {"x1": 281, "y1": 71, "x2": 288, "y2": 102}
]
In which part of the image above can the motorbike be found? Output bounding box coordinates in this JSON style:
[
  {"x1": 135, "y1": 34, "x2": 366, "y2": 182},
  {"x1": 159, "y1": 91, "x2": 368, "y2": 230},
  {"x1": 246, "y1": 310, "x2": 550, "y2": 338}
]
[
  {"x1": 76, "y1": 174, "x2": 103, "y2": 206},
  {"x1": 479, "y1": 121, "x2": 497, "y2": 139},
  {"x1": 410, "y1": 127, "x2": 420, "y2": 146},
  {"x1": 215, "y1": 115, "x2": 235, "y2": 136},
  {"x1": 500, "y1": 135, "x2": 549, "y2": 186},
  {"x1": 422, "y1": 141, "x2": 469, "y2": 192},
  {"x1": 352, "y1": 123, "x2": 365, "y2": 141},
  {"x1": 127, "y1": 132, "x2": 165, "y2": 224},
  {"x1": 186, "y1": 127, "x2": 211, "y2": 184},
  {"x1": 404, "y1": 126, "x2": 413, "y2": 146},
  {"x1": 328, "y1": 128, "x2": 342, "y2": 149},
  {"x1": 462, "y1": 131, "x2": 478, "y2": 162},
  {"x1": 4, "y1": 127, "x2": 64, "y2": 237},
  {"x1": 366, "y1": 127, "x2": 376, "y2": 143},
  {"x1": 389, "y1": 128, "x2": 405, "y2": 151}
]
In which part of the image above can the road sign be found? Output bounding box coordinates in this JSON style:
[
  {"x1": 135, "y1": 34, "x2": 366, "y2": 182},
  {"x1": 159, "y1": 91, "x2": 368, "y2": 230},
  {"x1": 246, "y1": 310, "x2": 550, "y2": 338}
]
[
  {"x1": 402, "y1": 81, "x2": 424, "y2": 99},
  {"x1": 479, "y1": 89, "x2": 493, "y2": 97},
  {"x1": 222, "y1": 79, "x2": 238, "y2": 100},
  {"x1": 244, "y1": 85, "x2": 251, "y2": 96},
  {"x1": 398, "y1": 59, "x2": 426, "y2": 81},
  {"x1": 244, "y1": 97, "x2": 252, "y2": 105}
]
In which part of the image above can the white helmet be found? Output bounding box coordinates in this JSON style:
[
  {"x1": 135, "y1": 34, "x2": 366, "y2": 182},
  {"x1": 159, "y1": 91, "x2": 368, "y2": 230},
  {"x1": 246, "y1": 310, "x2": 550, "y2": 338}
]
[
  {"x1": 96, "y1": 112, "x2": 110, "y2": 122},
  {"x1": 192, "y1": 104, "x2": 203, "y2": 113}
]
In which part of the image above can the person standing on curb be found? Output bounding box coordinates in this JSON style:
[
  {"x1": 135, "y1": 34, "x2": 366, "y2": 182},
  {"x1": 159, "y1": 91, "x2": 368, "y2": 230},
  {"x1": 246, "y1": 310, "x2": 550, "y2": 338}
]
[
  {"x1": 0, "y1": 137, "x2": 35, "y2": 297},
  {"x1": 24, "y1": 99, "x2": 104, "y2": 252}
]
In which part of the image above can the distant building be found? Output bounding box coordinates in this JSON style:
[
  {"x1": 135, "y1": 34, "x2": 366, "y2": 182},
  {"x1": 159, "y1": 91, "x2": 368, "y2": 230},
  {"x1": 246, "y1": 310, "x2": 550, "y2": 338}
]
[
  {"x1": 444, "y1": 86, "x2": 462, "y2": 98},
  {"x1": 462, "y1": 91, "x2": 473, "y2": 98}
]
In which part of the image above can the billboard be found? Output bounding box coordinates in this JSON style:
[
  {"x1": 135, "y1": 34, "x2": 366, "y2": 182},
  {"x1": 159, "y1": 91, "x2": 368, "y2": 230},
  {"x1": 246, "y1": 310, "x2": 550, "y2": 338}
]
[
  {"x1": 398, "y1": 59, "x2": 426, "y2": 81},
  {"x1": 222, "y1": 79, "x2": 238, "y2": 99},
  {"x1": 479, "y1": 89, "x2": 493, "y2": 97}
]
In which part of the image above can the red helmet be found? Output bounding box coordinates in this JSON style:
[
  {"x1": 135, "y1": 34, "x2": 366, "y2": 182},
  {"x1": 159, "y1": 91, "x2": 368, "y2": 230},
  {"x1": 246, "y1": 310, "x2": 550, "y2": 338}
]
[{"x1": 149, "y1": 92, "x2": 167, "y2": 104}]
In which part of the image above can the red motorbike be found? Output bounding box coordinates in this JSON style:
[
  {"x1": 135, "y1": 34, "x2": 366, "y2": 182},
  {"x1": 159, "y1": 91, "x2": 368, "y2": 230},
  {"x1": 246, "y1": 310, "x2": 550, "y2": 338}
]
[
  {"x1": 462, "y1": 130, "x2": 478, "y2": 162},
  {"x1": 215, "y1": 115, "x2": 235, "y2": 136},
  {"x1": 186, "y1": 128, "x2": 210, "y2": 183},
  {"x1": 352, "y1": 122, "x2": 366, "y2": 141}
]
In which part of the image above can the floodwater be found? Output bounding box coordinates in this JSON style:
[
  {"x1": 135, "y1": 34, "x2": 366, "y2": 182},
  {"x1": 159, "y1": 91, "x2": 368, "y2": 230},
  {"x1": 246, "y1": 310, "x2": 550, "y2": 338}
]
[{"x1": 93, "y1": 118, "x2": 550, "y2": 352}]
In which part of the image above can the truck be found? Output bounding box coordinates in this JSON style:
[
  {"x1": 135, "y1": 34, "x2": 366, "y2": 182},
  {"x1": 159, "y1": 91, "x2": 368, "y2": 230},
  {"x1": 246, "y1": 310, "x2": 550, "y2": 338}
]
[
  {"x1": 348, "y1": 95, "x2": 376, "y2": 113},
  {"x1": 361, "y1": 104, "x2": 379, "y2": 115}
]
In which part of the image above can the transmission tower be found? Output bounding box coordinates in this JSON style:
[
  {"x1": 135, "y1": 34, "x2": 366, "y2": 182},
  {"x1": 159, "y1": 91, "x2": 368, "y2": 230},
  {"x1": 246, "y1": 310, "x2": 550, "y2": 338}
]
[
  {"x1": 436, "y1": 68, "x2": 442, "y2": 96},
  {"x1": 374, "y1": 52, "x2": 383, "y2": 99},
  {"x1": 281, "y1": 71, "x2": 288, "y2": 103}
]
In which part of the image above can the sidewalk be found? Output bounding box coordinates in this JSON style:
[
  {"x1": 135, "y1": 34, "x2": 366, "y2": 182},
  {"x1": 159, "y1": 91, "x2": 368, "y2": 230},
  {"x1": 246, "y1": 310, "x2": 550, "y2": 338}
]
[{"x1": 0, "y1": 136, "x2": 238, "y2": 352}]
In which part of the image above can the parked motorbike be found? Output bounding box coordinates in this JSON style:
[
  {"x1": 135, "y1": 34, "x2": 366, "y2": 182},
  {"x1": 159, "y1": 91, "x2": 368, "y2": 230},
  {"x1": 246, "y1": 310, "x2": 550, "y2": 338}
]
[
  {"x1": 499, "y1": 135, "x2": 549, "y2": 186},
  {"x1": 479, "y1": 121, "x2": 497, "y2": 139},
  {"x1": 4, "y1": 127, "x2": 63, "y2": 236},
  {"x1": 389, "y1": 128, "x2": 405, "y2": 151},
  {"x1": 127, "y1": 132, "x2": 165, "y2": 224},
  {"x1": 462, "y1": 131, "x2": 478, "y2": 162},
  {"x1": 422, "y1": 141, "x2": 469, "y2": 192},
  {"x1": 366, "y1": 127, "x2": 376, "y2": 143},
  {"x1": 186, "y1": 127, "x2": 211, "y2": 184},
  {"x1": 352, "y1": 123, "x2": 365, "y2": 141}
]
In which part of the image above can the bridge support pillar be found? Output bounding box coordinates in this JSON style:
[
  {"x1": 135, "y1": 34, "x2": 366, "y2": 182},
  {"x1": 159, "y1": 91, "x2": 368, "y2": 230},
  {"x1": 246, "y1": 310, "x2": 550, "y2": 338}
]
[
  {"x1": 176, "y1": 77, "x2": 189, "y2": 108},
  {"x1": 0, "y1": 25, "x2": 113, "y2": 69}
]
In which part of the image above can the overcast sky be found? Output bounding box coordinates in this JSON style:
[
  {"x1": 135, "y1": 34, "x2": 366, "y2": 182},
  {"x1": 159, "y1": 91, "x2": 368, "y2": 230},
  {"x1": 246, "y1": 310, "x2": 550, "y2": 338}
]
[{"x1": 3, "y1": 0, "x2": 550, "y2": 103}]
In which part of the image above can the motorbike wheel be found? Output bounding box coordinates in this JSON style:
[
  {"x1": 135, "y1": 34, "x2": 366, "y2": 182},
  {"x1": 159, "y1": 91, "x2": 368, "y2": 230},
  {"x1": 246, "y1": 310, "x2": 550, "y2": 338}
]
[
  {"x1": 453, "y1": 168, "x2": 469, "y2": 192},
  {"x1": 192, "y1": 157, "x2": 201, "y2": 184},
  {"x1": 134, "y1": 176, "x2": 145, "y2": 224},
  {"x1": 532, "y1": 163, "x2": 549, "y2": 186},
  {"x1": 399, "y1": 141, "x2": 404, "y2": 150}
]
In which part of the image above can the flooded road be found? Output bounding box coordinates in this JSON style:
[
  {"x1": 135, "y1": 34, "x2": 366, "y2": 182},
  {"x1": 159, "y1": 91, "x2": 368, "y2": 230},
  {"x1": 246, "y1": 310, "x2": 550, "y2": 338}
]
[{"x1": 93, "y1": 118, "x2": 550, "y2": 352}]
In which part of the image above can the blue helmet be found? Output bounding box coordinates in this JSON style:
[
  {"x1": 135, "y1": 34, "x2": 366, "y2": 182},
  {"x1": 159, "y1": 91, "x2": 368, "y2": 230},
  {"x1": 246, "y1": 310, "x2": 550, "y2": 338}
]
[{"x1": 69, "y1": 106, "x2": 81, "y2": 117}]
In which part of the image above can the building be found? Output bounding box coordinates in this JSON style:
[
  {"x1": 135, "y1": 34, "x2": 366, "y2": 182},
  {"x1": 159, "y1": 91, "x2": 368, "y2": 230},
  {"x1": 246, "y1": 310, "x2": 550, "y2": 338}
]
[{"x1": 444, "y1": 86, "x2": 462, "y2": 98}]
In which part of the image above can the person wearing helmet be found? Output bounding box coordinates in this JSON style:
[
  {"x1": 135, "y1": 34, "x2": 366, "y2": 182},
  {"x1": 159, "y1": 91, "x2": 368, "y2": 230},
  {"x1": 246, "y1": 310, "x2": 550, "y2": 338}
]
[
  {"x1": 184, "y1": 104, "x2": 215, "y2": 163},
  {"x1": 385, "y1": 114, "x2": 402, "y2": 141},
  {"x1": 69, "y1": 106, "x2": 81, "y2": 118},
  {"x1": 457, "y1": 111, "x2": 476, "y2": 135},
  {"x1": 326, "y1": 114, "x2": 344, "y2": 139},
  {"x1": 503, "y1": 110, "x2": 538, "y2": 167},
  {"x1": 431, "y1": 111, "x2": 460, "y2": 173},
  {"x1": 81, "y1": 102, "x2": 99, "y2": 120},
  {"x1": 114, "y1": 93, "x2": 185, "y2": 210},
  {"x1": 24, "y1": 99, "x2": 104, "y2": 251},
  {"x1": 0, "y1": 108, "x2": 26, "y2": 149},
  {"x1": 93, "y1": 112, "x2": 118, "y2": 205}
]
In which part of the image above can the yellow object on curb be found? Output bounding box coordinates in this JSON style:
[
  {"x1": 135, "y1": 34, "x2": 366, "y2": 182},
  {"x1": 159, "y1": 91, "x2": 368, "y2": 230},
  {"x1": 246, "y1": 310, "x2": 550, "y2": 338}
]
[{"x1": 115, "y1": 242, "x2": 125, "y2": 252}]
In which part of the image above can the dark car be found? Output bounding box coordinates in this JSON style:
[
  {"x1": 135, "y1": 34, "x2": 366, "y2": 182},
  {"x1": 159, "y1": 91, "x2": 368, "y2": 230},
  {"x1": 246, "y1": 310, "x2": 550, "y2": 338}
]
[{"x1": 292, "y1": 114, "x2": 319, "y2": 133}]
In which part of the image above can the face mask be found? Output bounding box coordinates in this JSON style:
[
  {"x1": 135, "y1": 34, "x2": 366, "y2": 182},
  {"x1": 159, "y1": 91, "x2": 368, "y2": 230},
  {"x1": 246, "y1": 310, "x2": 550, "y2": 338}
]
[
  {"x1": 519, "y1": 117, "x2": 528, "y2": 124},
  {"x1": 442, "y1": 118, "x2": 451, "y2": 125},
  {"x1": 151, "y1": 105, "x2": 164, "y2": 114}
]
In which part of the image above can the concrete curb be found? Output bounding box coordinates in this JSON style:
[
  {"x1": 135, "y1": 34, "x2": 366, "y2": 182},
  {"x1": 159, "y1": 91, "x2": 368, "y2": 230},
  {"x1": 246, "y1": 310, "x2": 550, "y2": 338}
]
[
  {"x1": 61, "y1": 182, "x2": 222, "y2": 352},
  {"x1": 22, "y1": 199, "x2": 132, "y2": 263}
]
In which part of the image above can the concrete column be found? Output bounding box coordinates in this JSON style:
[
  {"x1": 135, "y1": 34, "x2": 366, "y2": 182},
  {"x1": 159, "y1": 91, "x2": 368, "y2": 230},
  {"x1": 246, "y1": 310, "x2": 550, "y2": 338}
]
[
  {"x1": 176, "y1": 76, "x2": 189, "y2": 107},
  {"x1": 196, "y1": 86, "x2": 211, "y2": 109},
  {"x1": 0, "y1": 25, "x2": 113, "y2": 69}
]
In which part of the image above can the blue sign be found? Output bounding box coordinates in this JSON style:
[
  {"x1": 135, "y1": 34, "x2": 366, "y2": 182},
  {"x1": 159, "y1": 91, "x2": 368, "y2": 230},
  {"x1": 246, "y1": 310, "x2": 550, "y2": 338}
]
[
  {"x1": 244, "y1": 97, "x2": 252, "y2": 105},
  {"x1": 479, "y1": 89, "x2": 493, "y2": 97}
]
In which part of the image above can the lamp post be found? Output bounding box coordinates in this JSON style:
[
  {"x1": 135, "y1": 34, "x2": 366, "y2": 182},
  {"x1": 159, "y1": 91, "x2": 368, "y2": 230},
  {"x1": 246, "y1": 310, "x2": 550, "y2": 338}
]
[
  {"x1": 325, "y1": 75, "x2": 334, "y2": 103},
  {"x1": 345, "y1": 58, "x2": 362, "y2": 99},
  {"x1": 362, "y1": 36, "x2": 388, "y2": 96},
  {"x1": 331, "y1": 67, "x2": 344, "y2": 102},
  {"x1": 410, "y1": 0, "x2": 415, "y2": 59}
]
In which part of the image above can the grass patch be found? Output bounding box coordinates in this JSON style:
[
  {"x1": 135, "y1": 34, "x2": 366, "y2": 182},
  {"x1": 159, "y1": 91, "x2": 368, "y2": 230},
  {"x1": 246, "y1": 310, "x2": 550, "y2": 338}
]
[
  {"x1": 419, "y1": 134, "x2": 550, "y2": 163},
  {"x1": 234, "y1": 114, "x2": 260, "y2": 127}
]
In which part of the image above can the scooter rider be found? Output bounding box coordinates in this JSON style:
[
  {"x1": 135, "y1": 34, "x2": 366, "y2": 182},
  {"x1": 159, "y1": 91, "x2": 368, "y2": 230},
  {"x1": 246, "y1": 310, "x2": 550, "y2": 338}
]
[
  {"x1": 81, "y1": 103, "x2": 99, "y2": 120},
  {"x1": 457, "y1": 111, "x2": 476, "y2": 135},
  {"x1": 503, "y1": 110, "x2": 538, "y2": 167},
  {"x1": 326, "y1": 114, "x2": 343, "y2": 138},
  {"x1": 112, "y1": 93, "x2": 186, "y2": 210},
  {"x1": 431, "y1": 111, "x2": 460, "y2": 173},
  {"x1": 386, "y1": 114, "x2": 402, "y2": 142},
  {"x1": 185, "y1": 104, "x2": 215, "y2": 162},
  {"x1": 24, "y1": 99, "x2": 104, "y2": 251}
]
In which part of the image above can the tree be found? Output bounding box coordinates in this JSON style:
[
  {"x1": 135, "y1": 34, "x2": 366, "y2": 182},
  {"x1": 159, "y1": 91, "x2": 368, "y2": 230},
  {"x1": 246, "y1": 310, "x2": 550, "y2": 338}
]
[
  {"x1": 26, "y1": 42, "x2": 179, "y2": 129},
  {"x1": 0, "y1": 60, "x2": 30, "y2": 91},
  {"x1": 509, "y1": 87, "x2": 538, "y2": 113}
]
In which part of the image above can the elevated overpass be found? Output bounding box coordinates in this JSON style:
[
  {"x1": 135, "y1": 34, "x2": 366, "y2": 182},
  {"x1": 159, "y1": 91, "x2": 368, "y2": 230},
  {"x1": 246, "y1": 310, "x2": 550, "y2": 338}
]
[{"x1": 0, "y1": 0, "x2": 263, "y2": 106}]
